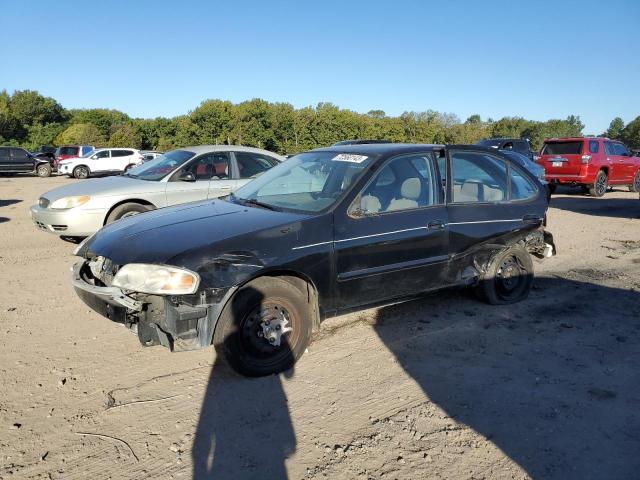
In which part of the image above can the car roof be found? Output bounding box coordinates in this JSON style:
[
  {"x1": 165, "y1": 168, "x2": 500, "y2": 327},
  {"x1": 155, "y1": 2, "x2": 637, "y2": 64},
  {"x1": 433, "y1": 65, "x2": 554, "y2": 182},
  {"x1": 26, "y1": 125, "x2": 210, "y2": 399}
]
[
  {"x1": 544, "y1": 137, "x2": 612, "y2": 142},
  {"x1": 177, "y1": 145, "x2": 285, "y2": 158},
  {"x1": 311, "y1": 143, "x2": 445, "y2": 156}
]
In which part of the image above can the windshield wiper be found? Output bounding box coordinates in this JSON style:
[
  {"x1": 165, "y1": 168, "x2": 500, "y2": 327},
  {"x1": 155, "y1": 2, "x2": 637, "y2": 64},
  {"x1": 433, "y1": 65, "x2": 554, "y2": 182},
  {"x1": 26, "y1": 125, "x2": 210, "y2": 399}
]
[
  {"x1": 123, "y1": 173, "x2": 139, "y2": 178},
  {"x1": 239, "y1": 198, "x2": 278, "y2": 211}
]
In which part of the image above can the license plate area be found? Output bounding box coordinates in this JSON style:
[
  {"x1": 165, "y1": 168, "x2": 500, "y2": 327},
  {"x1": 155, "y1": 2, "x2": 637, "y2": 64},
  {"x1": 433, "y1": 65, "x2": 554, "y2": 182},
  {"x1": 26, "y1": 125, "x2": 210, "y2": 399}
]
[{"x1": 552, "y1": 161, "x2": 563, "y2": 167}]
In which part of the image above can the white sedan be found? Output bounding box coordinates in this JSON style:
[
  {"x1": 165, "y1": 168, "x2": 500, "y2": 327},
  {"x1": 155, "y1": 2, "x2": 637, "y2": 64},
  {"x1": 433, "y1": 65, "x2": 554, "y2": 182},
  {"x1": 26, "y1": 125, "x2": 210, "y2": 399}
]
[{"x1": 58, "y1": 148, "x2": 144, "y2": 179}]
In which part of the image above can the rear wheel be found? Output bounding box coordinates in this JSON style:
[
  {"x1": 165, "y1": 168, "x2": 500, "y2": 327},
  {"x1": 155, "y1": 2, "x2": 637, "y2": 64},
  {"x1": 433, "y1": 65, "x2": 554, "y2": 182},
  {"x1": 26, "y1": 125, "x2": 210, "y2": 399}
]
[
  {"x1": 73, "y1": 165, "x2": 90, "y2": 179},
  {"x1": 475, "y1": 245, "x2": 534, "y2": 305},
  {"x1": 588, "y1": 170, "x2": 608, "y2": 197},
  {"x1": 213, "y1": 277, "x2": 312, "y2": 377},
  {"x1": 36, "y1": 163, "x2": 52, "y2": 178},
  {"x1": 629, "y1": 171, "x2": 640, "y2": 193},
  {"x1": 105, "y1": 202, "x2": 153, "y2": 224}
]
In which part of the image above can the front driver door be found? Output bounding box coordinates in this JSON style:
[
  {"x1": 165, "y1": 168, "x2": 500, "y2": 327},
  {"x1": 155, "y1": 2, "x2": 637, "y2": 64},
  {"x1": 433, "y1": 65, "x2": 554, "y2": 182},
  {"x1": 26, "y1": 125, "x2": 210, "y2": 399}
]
[
  {"x1": 334, "y1": 152, "x2": 449, "y2": 309},
  {"x1": 165, "y1": 153, "x2": 222, "y2": 205},
  {"x1": 88, "y1": 150, "x2": 111, "y2": 173}
]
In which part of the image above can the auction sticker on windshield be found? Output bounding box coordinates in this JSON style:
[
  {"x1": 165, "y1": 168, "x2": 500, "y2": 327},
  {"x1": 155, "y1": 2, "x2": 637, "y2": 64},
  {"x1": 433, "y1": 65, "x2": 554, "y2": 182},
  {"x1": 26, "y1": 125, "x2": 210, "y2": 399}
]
[{"x1": 332, "y1": 154, "x2": 368, "y2": 163}]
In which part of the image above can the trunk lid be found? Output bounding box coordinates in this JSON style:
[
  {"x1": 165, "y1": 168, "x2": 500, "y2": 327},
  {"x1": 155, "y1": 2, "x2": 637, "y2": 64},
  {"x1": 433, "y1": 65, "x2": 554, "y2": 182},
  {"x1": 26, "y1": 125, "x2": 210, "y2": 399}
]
[{"x1": 538, "y1": 140, "x2": 586, "y2": 176}]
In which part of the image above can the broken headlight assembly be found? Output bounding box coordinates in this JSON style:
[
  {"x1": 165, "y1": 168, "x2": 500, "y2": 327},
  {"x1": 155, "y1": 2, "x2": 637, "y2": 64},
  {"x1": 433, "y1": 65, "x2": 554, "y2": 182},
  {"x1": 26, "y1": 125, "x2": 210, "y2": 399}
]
[{"x1": 112, "y1": 264, "x2": 200, "y2": 295}]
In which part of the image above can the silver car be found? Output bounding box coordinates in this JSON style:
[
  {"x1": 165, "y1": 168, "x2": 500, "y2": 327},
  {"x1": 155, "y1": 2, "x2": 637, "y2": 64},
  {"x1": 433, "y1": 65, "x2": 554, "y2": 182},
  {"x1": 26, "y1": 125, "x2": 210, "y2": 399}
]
[{"x1": 30, "y1": 145, "x2": 284, "y2": 238}]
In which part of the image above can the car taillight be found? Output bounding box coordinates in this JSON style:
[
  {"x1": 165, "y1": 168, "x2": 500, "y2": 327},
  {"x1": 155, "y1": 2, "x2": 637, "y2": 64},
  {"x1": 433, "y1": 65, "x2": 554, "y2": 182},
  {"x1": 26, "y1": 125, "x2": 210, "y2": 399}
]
[{"x1": 581, "y1": 155, "x2": 591, "y2": 164}]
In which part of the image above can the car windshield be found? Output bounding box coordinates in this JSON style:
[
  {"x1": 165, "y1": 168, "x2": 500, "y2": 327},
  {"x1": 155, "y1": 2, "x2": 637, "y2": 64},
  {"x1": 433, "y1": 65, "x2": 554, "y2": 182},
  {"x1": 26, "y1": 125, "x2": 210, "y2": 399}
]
[
  {"x1": 231, "y1": 151, "x2": 375, "y2": 213},
  {"x1": 123, "y1": 150, "x2": 196, "y2": 181}
]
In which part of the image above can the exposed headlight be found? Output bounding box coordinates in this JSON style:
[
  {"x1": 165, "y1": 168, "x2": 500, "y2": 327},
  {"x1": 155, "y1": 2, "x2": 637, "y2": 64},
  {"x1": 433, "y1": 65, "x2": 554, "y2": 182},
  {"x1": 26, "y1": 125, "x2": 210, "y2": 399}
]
[
  {"x1": 112, "y1": 264, "x2": 200, "y2": 295},
  {"x1": 50, "y1": 195, "x2": 91, "y2": 209}
]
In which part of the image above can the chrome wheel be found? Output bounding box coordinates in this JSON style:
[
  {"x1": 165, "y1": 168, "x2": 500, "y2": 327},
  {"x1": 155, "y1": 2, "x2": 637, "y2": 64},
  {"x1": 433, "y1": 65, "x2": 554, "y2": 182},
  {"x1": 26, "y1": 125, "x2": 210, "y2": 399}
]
[
  {"x1": 73, "y1": 166, "x2": 89, "y2": 179},
  {"x1": 120, "y1": 211, "x2": 141, "y2": 219},
  {"x1": 594, "y1": 172, "x2": 607, "y2": 197}
]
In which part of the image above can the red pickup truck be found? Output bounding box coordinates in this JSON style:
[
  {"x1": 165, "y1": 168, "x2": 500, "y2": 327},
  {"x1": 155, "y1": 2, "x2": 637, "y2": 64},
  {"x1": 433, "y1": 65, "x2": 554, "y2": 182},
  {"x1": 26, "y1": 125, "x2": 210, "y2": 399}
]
[{"x1": 537, "y1": 137, "x2": 640, "y2": 197}]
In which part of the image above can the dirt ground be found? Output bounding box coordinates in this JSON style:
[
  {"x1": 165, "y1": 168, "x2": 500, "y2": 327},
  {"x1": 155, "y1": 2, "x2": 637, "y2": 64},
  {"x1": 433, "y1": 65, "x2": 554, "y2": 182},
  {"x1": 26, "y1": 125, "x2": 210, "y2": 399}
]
[{"x1": 1, "y1": 175, "x2": 639, "y2": 480}]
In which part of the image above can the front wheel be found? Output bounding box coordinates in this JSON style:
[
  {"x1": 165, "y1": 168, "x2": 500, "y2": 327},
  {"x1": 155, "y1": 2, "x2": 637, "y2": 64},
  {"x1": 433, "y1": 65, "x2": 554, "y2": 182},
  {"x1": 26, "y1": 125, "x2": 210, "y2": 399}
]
[
  {"x1": 475, "y1": 245, "x2": 534, "y2": 305},
  {"x1": 213, "y1": 277, "x2": 312, "y2": 377},
  {"x1": 629, "y1": 171, "x2": 640, "y2": 193},
  {"x1": 105, "y1": 202, "x2": 153, "y2": 224},
  {"x1": 36, "y1": 163, "x2": 52, "y2": 177},
  {"x1": 588, "y1": 170, "x2": 608, "y2": 197},
  {"x1": 73, "y1": 165, "x2": 90, "y2": 179}
]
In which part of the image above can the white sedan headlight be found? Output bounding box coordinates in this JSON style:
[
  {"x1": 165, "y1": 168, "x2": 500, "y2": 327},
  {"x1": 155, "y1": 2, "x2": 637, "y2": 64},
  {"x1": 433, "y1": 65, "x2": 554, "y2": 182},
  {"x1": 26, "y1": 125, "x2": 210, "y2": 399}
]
[
  {"x1": 50, "y1": 195, "x2": 91, "y2": 209},
  {"x1": 112, "y1": 264, "x2": 200, "y2": 295}
]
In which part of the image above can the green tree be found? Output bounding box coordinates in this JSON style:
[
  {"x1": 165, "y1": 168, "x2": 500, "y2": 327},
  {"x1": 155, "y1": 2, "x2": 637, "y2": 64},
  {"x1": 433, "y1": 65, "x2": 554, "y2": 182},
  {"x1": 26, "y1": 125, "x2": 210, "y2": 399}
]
[
  {"x1": 70, "y1": 108, "x2": 130, "y2": 139},
  {"x1": 604, "y1": 117, "x2": 625, "y2": 139},
  {"x1": 55, "y1": 123, "x2": 106, "y2": 146},
  {"x1": 620, "y1": 116, "x2": 640, "y2": 148},
  {"x1": 109, "y1": 123, "x2": 142, "y2": 148}
]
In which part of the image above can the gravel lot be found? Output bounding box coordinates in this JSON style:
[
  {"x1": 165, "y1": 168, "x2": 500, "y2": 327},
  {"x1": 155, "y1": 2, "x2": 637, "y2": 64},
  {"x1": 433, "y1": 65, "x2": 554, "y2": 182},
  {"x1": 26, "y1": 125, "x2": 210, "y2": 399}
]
[{"x1": 1, "y1": 175, "x2": 639, "y2": 480}]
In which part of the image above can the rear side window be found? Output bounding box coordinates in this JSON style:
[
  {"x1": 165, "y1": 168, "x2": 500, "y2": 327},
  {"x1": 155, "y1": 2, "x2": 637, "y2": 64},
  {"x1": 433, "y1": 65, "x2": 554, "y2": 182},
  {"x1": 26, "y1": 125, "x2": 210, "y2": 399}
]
[
  {"x1": 542, "y1": 142, "x2": 583, "y2": 155},
  {"x1": 235, "y1": 152, "x2": 279, "y2": 179},
  {"x1": 57, "y1": 146, "x2": 79, "y2": 156},
  {"x1": 111, "y1": 150, "x2": 133, "y2": 157},
  {"x1": 451, "y1": 151, "x2": 507, "y2": 203},
  {"x1": 509, "y1": 163, "x2": 538, "y2": 201},
  {"x1": 589, "y1": 141, "x2": 599, "y2": 153}
]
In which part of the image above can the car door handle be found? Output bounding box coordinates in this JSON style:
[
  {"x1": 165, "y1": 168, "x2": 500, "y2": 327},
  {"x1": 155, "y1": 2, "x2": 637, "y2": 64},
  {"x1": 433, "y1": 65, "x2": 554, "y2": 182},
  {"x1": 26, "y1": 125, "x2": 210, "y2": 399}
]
[
  {"x1": 427, "y1": 220, "x2": 445, "y2": 230},
  {"x1": 522, "y1": 214, "x2": 543, "y2": 224},
  {"x1": 219, "y1": 185, "x2": 232, "y2": 190}
]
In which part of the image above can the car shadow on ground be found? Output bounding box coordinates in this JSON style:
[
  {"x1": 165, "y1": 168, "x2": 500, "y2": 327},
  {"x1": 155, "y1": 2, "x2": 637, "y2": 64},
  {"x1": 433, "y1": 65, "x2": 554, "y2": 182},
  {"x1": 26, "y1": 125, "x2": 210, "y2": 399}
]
[
  {"x1": 372, "y1": 275, "x2": 640, "y2": 479},
  {"x1": 0, "y1": 199, "x2": 22, "y2": 208},
  {"x1": 0, "y1": 217, "x2": 9, "y2": 224},
  {"x1": 551, "y1": 195, "x2": 640, "y2": 219},
  {"x1": 192, "y1": 287, "x2": 296, "y2": 479}
]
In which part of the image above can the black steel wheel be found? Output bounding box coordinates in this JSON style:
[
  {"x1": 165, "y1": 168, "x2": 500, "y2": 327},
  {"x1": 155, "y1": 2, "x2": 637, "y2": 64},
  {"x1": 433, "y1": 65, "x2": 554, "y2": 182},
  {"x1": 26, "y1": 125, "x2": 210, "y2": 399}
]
[
  {"x1": 213, "y1": 277, "x2": 312, "y2": 377},
  {"x1": 475, "y1": 245, "x2": 534, "y2": 305}
]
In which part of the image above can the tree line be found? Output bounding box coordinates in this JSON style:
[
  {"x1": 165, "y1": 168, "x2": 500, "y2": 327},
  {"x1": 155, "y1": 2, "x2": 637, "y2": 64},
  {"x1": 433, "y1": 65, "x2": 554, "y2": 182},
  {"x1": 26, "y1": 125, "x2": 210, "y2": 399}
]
[{"x1": 1, "y1": 89, "x2": 638, "y2": 154}]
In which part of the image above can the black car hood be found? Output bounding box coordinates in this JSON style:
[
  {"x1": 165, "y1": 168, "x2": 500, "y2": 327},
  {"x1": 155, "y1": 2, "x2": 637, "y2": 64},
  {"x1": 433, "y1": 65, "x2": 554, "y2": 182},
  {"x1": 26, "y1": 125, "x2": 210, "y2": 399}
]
[{"x1": 81, "y1": 199, "x2": 309, "y2": 267}]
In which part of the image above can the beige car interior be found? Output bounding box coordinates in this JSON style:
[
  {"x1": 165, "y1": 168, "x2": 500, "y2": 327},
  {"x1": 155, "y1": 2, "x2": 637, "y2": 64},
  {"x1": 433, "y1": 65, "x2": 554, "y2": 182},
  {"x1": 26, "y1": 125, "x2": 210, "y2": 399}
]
[
  {"x1": 360, "y1": 177, "x2": 425, "y2": 214},
  {"x1": 452, "y1": 180, "x2": 504, "y2": 202}
]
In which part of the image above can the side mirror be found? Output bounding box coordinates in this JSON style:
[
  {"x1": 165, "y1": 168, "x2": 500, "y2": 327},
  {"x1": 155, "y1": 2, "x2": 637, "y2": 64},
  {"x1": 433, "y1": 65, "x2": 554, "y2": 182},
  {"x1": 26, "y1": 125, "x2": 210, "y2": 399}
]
[{"x1": 179, "y1": 171, "x2": 196, "y2": 182}]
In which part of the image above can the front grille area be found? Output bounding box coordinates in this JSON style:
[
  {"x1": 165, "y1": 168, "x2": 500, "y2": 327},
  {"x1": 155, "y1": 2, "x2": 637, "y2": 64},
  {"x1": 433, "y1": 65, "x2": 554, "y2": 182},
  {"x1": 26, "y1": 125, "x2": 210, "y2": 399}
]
[{"x1": 39, "y1": 197, "x2": 50, "y2": 208}]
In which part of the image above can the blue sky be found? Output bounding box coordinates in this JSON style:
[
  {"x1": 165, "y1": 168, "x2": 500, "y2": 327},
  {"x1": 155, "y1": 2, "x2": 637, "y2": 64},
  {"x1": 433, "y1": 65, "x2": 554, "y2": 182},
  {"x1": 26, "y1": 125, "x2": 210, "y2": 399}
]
[{"x1": 1, "y1": 0, "x2": 638, "y2": 133}]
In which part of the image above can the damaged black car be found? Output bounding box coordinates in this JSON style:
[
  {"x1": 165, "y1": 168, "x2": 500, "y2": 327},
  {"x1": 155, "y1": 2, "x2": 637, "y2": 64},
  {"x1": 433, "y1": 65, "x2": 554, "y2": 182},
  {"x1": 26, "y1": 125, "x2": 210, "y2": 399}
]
[{"x1": 72, "y1": 143, "x2": 555, "y2": 376}]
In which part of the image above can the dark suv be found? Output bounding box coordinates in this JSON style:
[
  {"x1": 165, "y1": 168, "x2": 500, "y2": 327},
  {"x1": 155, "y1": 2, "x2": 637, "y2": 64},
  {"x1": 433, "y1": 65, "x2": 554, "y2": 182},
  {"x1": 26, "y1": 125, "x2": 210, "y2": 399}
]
[
  {"x1": 476, "y1": 138, "x2": 534, "y2": 160},
  {"x1": 0, "y1": 146, "x2": 54, "y2": 177}
]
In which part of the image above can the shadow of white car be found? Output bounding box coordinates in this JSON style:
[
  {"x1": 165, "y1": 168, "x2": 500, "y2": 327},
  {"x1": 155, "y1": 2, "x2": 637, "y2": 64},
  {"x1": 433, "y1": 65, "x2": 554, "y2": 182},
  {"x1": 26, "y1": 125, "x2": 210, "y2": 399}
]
[{"x1": 31, "y1": 145, "x2": 284, "y2": 239}]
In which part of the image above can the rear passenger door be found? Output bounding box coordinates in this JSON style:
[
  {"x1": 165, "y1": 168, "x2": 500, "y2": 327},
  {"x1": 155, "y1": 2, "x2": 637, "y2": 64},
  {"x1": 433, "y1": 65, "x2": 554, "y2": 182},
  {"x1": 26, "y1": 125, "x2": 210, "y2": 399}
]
[
  {"x1": 233, "y1": 151, "x2": 280, "y2": 187},
  {"x1": 334, "y1": 152, "x2": 449, "y2": 309},
  {"x1": 613, "y1": 142, "x2": 634, "y2": 182},
  {"x1": 446, "y1": 149, "x2": 544, "y2": 270},
  {"x1": 111, "y1": 150, "x2": 134, "y2": 171},
  {"x1": 10, "y1": 148, "x2": 34, "y2": 172}
]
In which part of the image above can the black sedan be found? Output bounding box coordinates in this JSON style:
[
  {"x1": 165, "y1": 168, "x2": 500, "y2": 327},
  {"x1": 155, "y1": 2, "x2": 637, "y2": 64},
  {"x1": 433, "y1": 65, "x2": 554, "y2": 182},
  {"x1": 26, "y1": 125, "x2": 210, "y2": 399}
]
[{"x1": 72, "y1": 143, "x2": 555, "y2": 376}]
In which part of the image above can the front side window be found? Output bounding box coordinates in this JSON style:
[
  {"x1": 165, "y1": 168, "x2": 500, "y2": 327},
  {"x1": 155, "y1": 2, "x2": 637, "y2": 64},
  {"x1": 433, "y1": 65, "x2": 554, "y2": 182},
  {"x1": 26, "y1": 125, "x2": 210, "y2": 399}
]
[
  {"x1": 236, "y1": 152, "x2": 279, "y2": 179},
  {"x1": 231, "y1": 151, "x2": 375, "y2": 213},
  {"x1": 613, "y1": 143, "x2": 630, "y2": 156},
  {"x1": 355, "y1": 154, "x2": 438, "y2": 214},
  {"x1": 92, "y1": 150, "x2": 110, "y2": 159},
  {"x1": 180, "y1": 152, "x2": 230, "y2": 181},
  {"x1": 604, "y1": 142, "x2": 616, "y2": 155},
  {"x1": 451, "y1": 151, "x2": 507, "y2": 203}
]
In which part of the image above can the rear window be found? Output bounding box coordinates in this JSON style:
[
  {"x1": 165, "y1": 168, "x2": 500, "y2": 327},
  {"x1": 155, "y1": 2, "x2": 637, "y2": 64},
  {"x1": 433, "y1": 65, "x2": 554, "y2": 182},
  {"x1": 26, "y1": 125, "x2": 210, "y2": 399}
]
[
  {"x1": 57, "y1": 146, "x2": 79, "y2": 156},
  {"x1": 542, "y1": 141, "x2": 583, "y2": 155}
]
